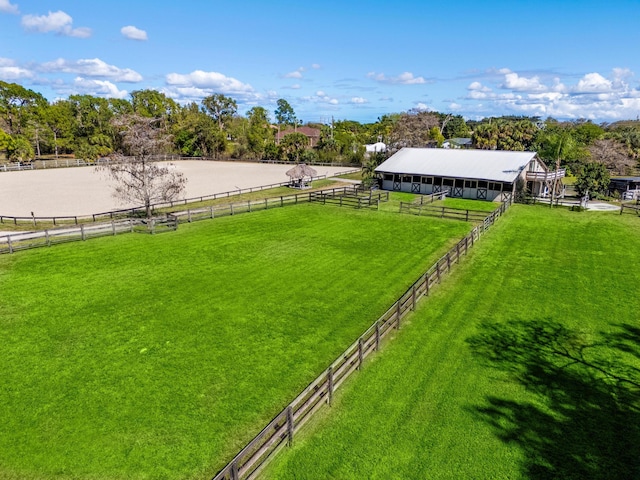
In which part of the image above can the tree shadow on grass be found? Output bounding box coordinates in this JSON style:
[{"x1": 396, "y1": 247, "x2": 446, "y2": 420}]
[{"x1": 467, "y1": 320, "x2": 640, "y2": 480}]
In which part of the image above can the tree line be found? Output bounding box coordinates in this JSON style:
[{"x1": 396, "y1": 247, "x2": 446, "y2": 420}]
[{"x1": 2, "y1": 80, "x2": 639, "y2": 196}]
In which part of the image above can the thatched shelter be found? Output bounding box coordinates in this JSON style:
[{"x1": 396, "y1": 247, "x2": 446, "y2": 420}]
[{"x1": 286, "y1": 163, "x2": 317, "y2": 189}]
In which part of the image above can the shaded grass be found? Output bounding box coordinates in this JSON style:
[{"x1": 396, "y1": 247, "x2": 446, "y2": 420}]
[
  {"x1": 263, "y1": 206, "x2": 640, "y2": 479},
  {"x1": 0, "y1": 204, "x2": 470, "y2": 479}
]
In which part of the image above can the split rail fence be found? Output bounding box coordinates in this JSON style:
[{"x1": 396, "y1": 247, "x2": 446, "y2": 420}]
[
  {"x1": 0, "y1": 185, "x2": 369, "y2": 255},
  {"x1": 400, "y1": 203, "x2": 490, "y2": 223},
  {"x1": 210, "y1": 198, "x2": 512, "y2": 480},
  {"x1": 0, "y1": 215, "x2": 178, "y2": 254}
]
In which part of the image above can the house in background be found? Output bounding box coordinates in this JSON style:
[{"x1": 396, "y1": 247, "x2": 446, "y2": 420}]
[
  {"x1": 609, "y1": 177, "x2": 640, "y2": 200},
  {"x1": 276, "y1": 126, "x2": 321, "y2": 147},
  {"x1": 374, "y1": 147, "x2": 564, "y2": 202},
  {"x1": 442, "y1": 138, "x2": 472, "y2": 149}
]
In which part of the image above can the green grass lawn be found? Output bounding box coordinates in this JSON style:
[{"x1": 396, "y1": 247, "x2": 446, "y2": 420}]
[
  {"x1": 263, "y1": 205, "x2": 640, "y2": 479},
  {"x1": 0, "y1": 204, "x2": 471, "y2": 479}
]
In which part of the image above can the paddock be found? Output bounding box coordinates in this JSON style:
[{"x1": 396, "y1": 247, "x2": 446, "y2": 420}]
[{"x1": 0, "y1": 161, "x2": 353, "y2": 217}]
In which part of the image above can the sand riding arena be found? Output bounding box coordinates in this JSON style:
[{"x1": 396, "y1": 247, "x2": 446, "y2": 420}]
[{"x1": 0, "y1": 161, "x2": 355, "y2": 217}]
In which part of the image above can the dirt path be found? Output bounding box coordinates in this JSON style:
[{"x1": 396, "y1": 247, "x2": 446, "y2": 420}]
[{"x1": 0, "y1": 161, "x2": 354, "y2": 217}]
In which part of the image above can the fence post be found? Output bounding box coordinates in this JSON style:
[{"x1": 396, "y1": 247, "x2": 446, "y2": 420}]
[
  {"x1": 111, "y1": 221, "x2": 116, "y2": 235},
  {"x1": 151, "y1": 219, "x2": 155, "y2": 235},
  {"x1": 265, "y1": 198, "x2": 268, "y2": 210},
  {"x1": 466, "y1": 210, "x2": 469, "y2": 222},
  {"x1": 248, "y1": 200, "x2": 251, "y2": 213},
  {"x1": 188, "y1": 210, "x2": 192, "y2": 222},
  {"x1": 327, "y1": 366, "x2": 334, "y2": 405},
  {"x1": 375, "y1": 321, "x2": 380, "y2": 351},
  {"x1": 286, "y1": 406, "x2": 294, "y2": 446},
  {"x1": 456, "y1": 243, "x2": 461, "y2": 263},
  {"x1": 210, "y1": 206, "x2": 214, "y2": 219},
  {"x1": 45, "y1": 230, "x2": 50, "y2": 246},
  {"x1": 130, "y1": 219, "x2": 134, "y2": 233},
  {"x1": 230, "y1": 204, "x2": 234, "y2": 216},
  {"x1": 281, "y1": 196, "x2": 284, "y2": 207},
  {"x1": 436, "y1": 261, "x2": 441, "y2": 283},
  {"x1": 358, "y1": 337, "x2": 364, "y2": 370},
  {"x1": 7, "y1": 236, "x2": 13, "y2": 254},
  {"x1": 412, "y1": 284, "x2": 416, "y2": 310},
  {"x1": 425, "y1": 273, "x2": 430, "y2": 296},
  {"x1": 446, "y1": 252, "x2": 451, "y2": 273},
  {"x1": 81, "y1": 224, "x2": 85, "y2": 241},
  {"x1": 396, "y1": 301, "x2": 401, "y2": 329},
  {"x1": 231, "y1": 461, "x2": 239, "y2": 480}
]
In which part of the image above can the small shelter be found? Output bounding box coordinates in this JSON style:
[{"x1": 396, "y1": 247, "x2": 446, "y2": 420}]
[{"x1": 286, "y1": 163, "x2": 317, "y2": 189}]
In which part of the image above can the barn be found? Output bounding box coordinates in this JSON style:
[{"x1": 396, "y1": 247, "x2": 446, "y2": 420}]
[{"x1": 374, "y1": 147, "x2": 563, "y2": 201}]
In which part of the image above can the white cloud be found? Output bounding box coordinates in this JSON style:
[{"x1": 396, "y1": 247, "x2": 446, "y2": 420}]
[
  {"x1": 501, "y1": 72, "x2": 546, "y2": 92},
  {"x1": 284, "y1": 70, "x2": 303, "y2": 79},
  {"x1": 0, "y1": 0, "x2": 19, "y2": 14},
  {"x1": 166, "y1": 70, "x2": 254, "y2": 94},
  {"x1": 367, "y1": 71, "x2": 426, "y2": 85},
  {"x1": 573, "y1": 72, "x2": 613, "y2": 94},
  {"x1": 414, "y1": 102, "x2": 431, "y2": 110},
  {"x1": 289, "y1": 84, "x2": 301, "y2": 89},
  {"x1": 21, "y1": 10, "x2": 91, "y2": 38},
  {"x1": 461, "y1": 68, "x2": 640, "y2": 121},
  {"x1": 311, "y1": 64, "x2": 321, "y2": 69},
  {"x1": 121, "y1": 25, "x2": 148, "y2": 41},
  {"x1": 0, "y1": 57, "x2": 33, "y2": 79},
  {"x1": 40, "y1": 58, "x2": 143, "y2": 82},
  {"x1": 72, "y1": 77, "x2": 128, "y2": 98},
  {"x1": 350, "y1": 97, "x2": 368, "y2": 104}
]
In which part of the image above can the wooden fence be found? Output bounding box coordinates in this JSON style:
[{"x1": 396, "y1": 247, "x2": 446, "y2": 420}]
[
  {"x1": 0, "y1": 216, "x2": 177, "y2": 254},
  {"x1": 210, "y1": 197, "x2": 513, "y2": 480},
  {"x1": 620, "y1": 203, "x2": 640, "y2": 215},
  {"x1": 399, "y1": 203, "x2": 490, "y2": 223},
  {"x1": 0, "y1": 157, "x2": 359, "y2": 173},
  {"x1": 0, "y1": 186, "x2": 365, "y2": 255},
  {"x1": 309, "y1": 189, "x2": 390, "y2": 208},
  {"x1": 411, "y1": 189, "x2": 450, "y2": 205},
  {"x1": 0, "y1": 171, "x2": 361, "y2": 227}
]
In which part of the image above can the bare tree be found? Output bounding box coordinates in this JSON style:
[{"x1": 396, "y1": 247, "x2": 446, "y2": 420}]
[
  {"x1": 388, "y1": 109, "x2": 440, "y2": 150},
  {"x1": 589, "y1": 138, "x2": 636, "y2": 175},
  {"x1": 100, "y1": 114, "x2": 186, "y2": 218}
]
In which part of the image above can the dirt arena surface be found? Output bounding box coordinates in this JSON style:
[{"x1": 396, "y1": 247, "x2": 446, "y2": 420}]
[{"x1": 0, "y1": 161, "x2": 354, "y2": 217}]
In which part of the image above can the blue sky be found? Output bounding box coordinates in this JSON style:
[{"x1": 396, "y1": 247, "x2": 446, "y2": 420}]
[{"x1": 2, "y1": 0, "x2": 640, "y2": 123}]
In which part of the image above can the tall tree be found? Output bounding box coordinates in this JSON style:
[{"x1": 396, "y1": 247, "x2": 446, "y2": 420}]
[
  {"x1": 0, "y1": 81, "x2": 47, "y2": 135},
  {"x1": 388, "y1": 109, "x2": 440, "y2": 150},
  {"x1": 280, "y1": 132, "x2": 308, "y2": 162},
  {"x1": 100, "y1": 114, "x2": 186, "y2": 218},
  {"x1": 575, "y1": 162, "x2": 610, "y2": 198},
  {"x1": 130, "y1": 90, "x2": 178, "y2": 119},
  {"x1": 274, "y1": 98, "x2": 296, "y2": 128},
  {"x1": 201, "y1": 93, "x2": 237, "y2": 130},
  {"x1": 246, "y1": 106, "x2": 273, "y2": 159}
]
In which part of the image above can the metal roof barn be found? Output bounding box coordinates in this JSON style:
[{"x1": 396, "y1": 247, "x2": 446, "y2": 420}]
[{"x1": 375, "y1": 148, "x2": 537, "y2": 182}]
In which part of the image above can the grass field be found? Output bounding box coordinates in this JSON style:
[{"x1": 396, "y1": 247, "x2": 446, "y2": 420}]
[
  {"x1": 0, "y1": 203, "x2": 471, "y2": 479},
  {"x1": 263, "y1": 205, "x2": 640, "y2": 479}
]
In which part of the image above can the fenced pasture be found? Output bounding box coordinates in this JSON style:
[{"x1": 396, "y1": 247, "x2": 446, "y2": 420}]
[
  {"x1": 399, "y1": 202, "x2": 490, "y2": 222},
  {"x1": 0, "y1": 204, "x2": 471, "y2": 479},
  {"x1": 263, "y1": 207, "x2": 640, "y2": 480},
  {"x1": 0, "y1": 185, "x2": 375, "y2": 255},
  {"x1": 212, "y1": 201, "x2": 509, "y2": 480}
]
